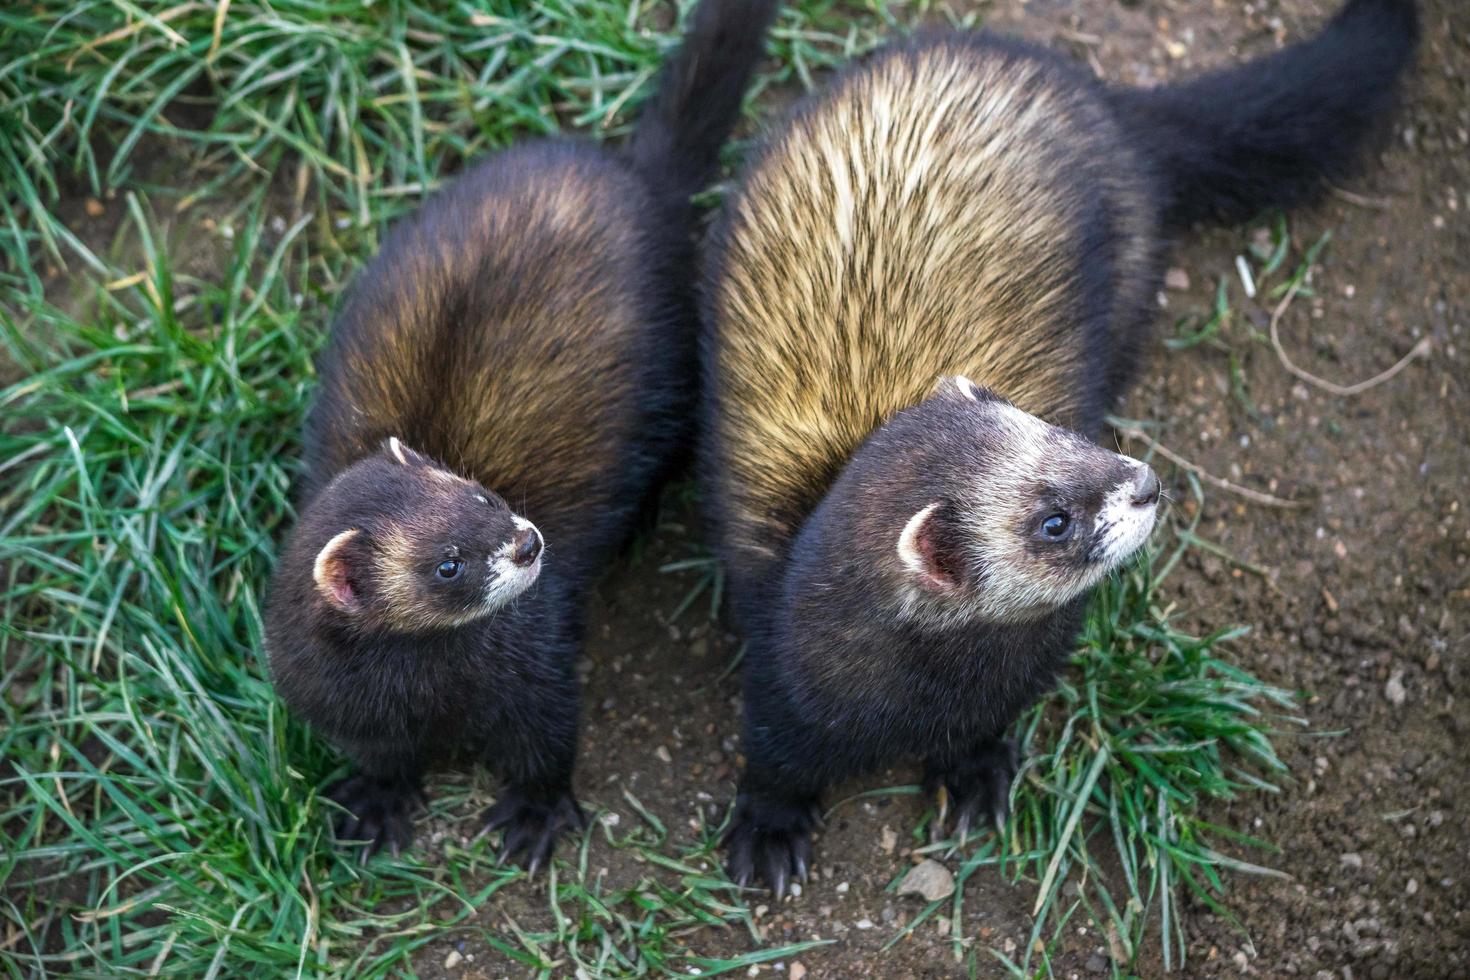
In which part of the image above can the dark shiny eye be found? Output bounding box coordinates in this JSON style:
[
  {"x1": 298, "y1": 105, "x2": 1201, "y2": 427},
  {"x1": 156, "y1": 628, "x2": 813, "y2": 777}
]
[
  {"x1": 436, "y1": 558, "x2": 463, "y2": 579},
  {"x1": 1040, "y1": 514, "x2": 1071, "y2": 539}
]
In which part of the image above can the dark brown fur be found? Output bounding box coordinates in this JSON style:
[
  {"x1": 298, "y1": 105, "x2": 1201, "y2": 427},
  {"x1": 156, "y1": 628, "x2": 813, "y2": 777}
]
[
  {"x1": 267, "y1": 0, "x2": 781, "y2": 869},
  {"x1": 700, "y1": 1, "x2": 1416, "y2": 893}
]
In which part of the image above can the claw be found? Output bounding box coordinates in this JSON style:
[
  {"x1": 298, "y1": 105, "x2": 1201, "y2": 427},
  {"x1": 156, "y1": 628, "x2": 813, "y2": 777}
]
[
  {"x1": 721, "y1": 795, "x2": 820, "y2": 897},
  {"x1": 327, "y1": 774, "x2": 422, "y2": 859},
  {"x1": 479, "y1": 785, "x2": 580, "y2": 875},
  {"x1": 954, "y1": 811, "x2": 972, "y2": 846},
  {"x1": 793, "y1": 834, "x2": 813, "y2": 883},
  {"x1": 927, "y1": 738, "x2": 1021, "y2": 849}
]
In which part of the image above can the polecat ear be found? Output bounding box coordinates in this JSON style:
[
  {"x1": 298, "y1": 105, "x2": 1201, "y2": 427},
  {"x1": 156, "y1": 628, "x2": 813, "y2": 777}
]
[
  {"x1": 896, "y1": 501, "x2": 960, "y2": 592},
  {"x1": 383, "y1": 436, "x2": 432, "y2": 468},
  {"x1": 313, "y1": 528, "x2": 366, "y2": 613},
  {"x1": 934, "y1": 375, "x2": 997, "y2": 404}
]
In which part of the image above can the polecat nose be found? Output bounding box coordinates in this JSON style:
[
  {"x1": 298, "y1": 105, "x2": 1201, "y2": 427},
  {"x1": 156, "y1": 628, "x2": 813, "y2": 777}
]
[
  {"x1": 1130, "y1": 466, "x2": 1161, "y2": 507},
  {"x1": 510, "y1": 526, "x2": 542, "y2": 566}
]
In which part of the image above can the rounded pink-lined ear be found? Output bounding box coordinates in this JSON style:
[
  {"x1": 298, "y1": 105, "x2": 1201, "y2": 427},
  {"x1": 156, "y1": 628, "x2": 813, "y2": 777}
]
[
  {"x1": 383, "y1": 436, "x2": 432, "y2": 468},
  {"x1": 313, "y1": 528, "x2": 364, "y2": 613},
  {"x1": 897, "y1": 502, "x2": 959, "y2": 592}
]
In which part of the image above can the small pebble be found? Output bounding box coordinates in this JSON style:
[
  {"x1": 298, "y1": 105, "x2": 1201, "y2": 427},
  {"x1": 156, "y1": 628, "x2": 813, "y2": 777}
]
[
  {"x1": 897, "y1": 859, "x2": 956, "y2": 902},
  {"x1": 1384, "y1": 671, "x2": 1406, "y2": 707},
  {"x1": 1341, "y1": 852, "x2": 1364, "y2": 870},
  {"x1": 443, "y1": 950, "x2": 463, "y2": 969}
]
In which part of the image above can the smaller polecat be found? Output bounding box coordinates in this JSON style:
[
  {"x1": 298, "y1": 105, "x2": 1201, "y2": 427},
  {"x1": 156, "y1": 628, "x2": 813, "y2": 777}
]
[
  {"x1": 265, "y1": 0, "x2": 779, "y2": 870},
  {"x1": 701, "y1": 0, "x2": 1417, "y2": 893},
  {"x1": 268, "y1": 439, "x2": 560, "y2": 854}
]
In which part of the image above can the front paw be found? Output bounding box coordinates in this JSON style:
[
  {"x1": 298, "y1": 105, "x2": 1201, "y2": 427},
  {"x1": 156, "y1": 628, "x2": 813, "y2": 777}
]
[
  {"x1": 722, "y1": 795, "x2": 822, "y2": 899},
  {"x1": 480, "y1": 786, "x2": 585, "y2": 875},
  {"x1": 326, "y1": 774, "x2": 425, "y2": 860},
  {"x1": 925, "y1": 738, "x2": 1020, "y2": 844}
]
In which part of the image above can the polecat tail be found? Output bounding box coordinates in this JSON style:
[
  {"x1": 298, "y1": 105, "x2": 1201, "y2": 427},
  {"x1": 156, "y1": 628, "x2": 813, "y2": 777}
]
[
  {"x1": 1109, "y1": 0, "x2": 1418, "y2": 232},
  {"x1": 626, "y1": 0, "x2": 781, "y2": 210}
]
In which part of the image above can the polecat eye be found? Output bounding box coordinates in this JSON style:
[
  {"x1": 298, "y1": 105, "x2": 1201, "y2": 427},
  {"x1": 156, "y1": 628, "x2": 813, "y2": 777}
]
[
  {"x1": 1040, "y1": 514, "x2": 1072, "y2": 540},
  {"x1": 436, "y1": 558, "x2": 463, "y2": 579}
]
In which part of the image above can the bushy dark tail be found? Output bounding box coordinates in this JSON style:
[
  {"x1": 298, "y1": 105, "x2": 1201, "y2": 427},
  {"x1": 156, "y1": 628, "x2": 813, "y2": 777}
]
[
  {"x1": 1110, "y1": 0, "x2": 1418, "y2": 231},
  {"x1": 626, "y1": 0, "x2": 781, "y2": 209}
]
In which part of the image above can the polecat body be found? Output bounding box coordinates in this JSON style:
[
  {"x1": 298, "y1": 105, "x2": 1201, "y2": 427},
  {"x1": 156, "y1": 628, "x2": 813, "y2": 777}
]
[
  {"x1": 266, "y1": 0, "x2": 779, "y2": 869},
  {"x1": 702, "y1": 0, "x2": 1417, "y2": 892}
]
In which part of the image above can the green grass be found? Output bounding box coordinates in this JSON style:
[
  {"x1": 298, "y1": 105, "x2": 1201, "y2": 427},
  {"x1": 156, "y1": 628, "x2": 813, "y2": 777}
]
[{"x1": 3, "y1": 1, "x2": 1298, "y2": 976}]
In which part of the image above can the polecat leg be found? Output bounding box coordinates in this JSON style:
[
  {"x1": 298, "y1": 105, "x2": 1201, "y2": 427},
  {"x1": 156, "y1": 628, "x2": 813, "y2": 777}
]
[
  {"x1": 327, "y1": 767, "x2": 426, "y2": 861},
  {"x1": 480, "y1": 781, "x2": 585, "y2": 876},
  {"x1": 923, "y1": 736, "x2": 1020, "y2": 845},
  {"x1": 480, "y1": 721, "x2": 584, "y2": 875},
  {"x1": 722, "y1": 780, "x2": 823, "y2": 899}
]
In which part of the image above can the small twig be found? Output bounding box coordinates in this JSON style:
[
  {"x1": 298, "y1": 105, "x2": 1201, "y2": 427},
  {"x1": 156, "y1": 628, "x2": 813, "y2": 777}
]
[
  {"x1": 1058, "y1": 28, "x2": 1102, "y2": 46},
  {"x1": 1115, "y1": 425, "x2": 1310, "y2": 510},
  {"x1": 1329, "y1": 185, "x2": 1392, "y2": 210},
  {"x1": 1269, "y1": 279, "x2": 1432, "y2": 397}
]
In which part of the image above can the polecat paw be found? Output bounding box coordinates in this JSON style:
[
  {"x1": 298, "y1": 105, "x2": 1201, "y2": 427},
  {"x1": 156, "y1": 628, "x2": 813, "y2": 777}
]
[
  {"x1": 926, "y1": 738, "x2": 1020, "y2": 844},
  {"x1": 722, "y1": 797, "x2": 821, "y2": 899},
  {"x1": 326, "y1": 774, "x2": 425, "y2": 860},
  {"x1": 480, "y1": 787, "x2": 585, "y2": 875}
]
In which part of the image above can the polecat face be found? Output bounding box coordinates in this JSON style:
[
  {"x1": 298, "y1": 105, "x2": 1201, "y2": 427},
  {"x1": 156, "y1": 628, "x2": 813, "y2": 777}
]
[
  {"x1": 303, "y1": 438, "x2": 544, "y2": 634},
  {"x1": 889, "y1": 377, "x2": 1160, "y2": 625}
]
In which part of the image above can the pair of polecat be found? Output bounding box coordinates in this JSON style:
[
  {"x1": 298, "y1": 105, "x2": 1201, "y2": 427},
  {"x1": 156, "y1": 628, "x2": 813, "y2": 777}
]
[
  {"x1": 701, "y1": 0, "x2": 1418, "y2": 893},
  {"x1": 266, "y1": 0, "x2": 780, "y2": 870}
]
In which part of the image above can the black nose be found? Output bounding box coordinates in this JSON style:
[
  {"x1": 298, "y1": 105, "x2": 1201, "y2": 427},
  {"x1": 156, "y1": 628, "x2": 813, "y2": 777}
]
[
  {"x1": 510, "y1": 526, "x2": 542, "y2": 567},
  {"x1": 1130, "y1": 466, "x2": 1161, "y2": 507}
]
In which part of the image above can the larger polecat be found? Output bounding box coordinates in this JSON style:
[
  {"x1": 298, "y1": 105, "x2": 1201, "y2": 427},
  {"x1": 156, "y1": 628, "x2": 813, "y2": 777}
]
[
  {"x1": 701, "y1": 0, "x2": 1417, "y2": 893},
  {"x1": 266, "y1": 0, "x2": 779, "y2": 871}
]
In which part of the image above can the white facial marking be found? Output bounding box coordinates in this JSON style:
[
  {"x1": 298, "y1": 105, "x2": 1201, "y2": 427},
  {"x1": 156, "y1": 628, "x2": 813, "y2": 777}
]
[
  {"x1": 388, "y1": 436, "x2": 408, "y2": 465},
  {"x1": 896, "y1": 399, "x2": 1158, "y2": 628},
  {"x1": 1093, "y1": 464, "x2": 1158, "y2": 566},
  {"x1": 483, "y1": 514, "x2": 543, "y2": 610}
]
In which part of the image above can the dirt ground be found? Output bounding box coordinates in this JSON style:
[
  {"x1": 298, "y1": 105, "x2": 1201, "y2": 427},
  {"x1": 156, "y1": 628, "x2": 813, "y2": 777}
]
[
  {"x1": 31, "y1": 0, "x2": 1467, "y2": 976},
  {"x1": 410, "y1": 0, "x2": 1470, "y2": 976}
]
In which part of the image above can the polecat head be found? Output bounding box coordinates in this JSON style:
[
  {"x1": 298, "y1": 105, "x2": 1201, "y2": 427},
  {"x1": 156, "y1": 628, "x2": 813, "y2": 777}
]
[
  {"x1": 832, "y1": 377, "x2": 1161, "y2": 627},
  {"x1": 295, "y1": 438, "x2": 544, "y2": 634}
]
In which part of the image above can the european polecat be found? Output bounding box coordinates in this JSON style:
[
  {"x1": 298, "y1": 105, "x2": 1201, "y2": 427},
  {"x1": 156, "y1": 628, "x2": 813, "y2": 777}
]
[
  {"x1": 701, "y1": 0, "x2": 1417, "y2": 893},
  {"x1": 266, "y1": 0, "x2": 779, "y2": 870}
]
